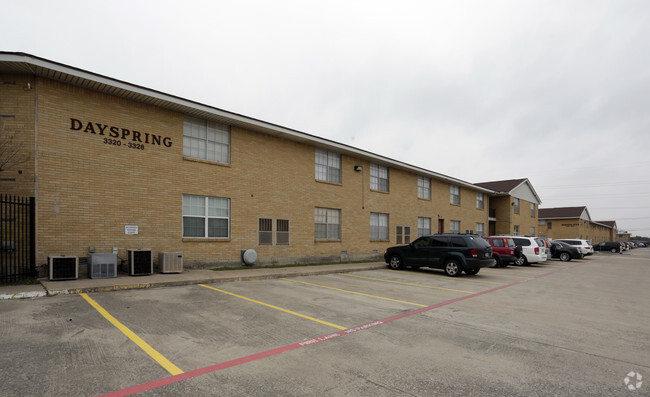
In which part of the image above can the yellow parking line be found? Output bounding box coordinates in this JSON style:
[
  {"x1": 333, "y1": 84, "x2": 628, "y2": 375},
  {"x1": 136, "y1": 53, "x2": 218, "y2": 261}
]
[
  {"x1": 281, "y1": 278, "x2": 428, "y2": 307},
  {"x1": 340, "y1": 273, "x2": 476, "y2": 294},
  {"x1": 379, "y1": 269, "x2": 505, "y2": 285},
  {"x1": 199, "y1": 284, "x2": 347, "y2": 330},
  {"x1": 80, "y1": 293, "x2": 184, "y2": 376}
]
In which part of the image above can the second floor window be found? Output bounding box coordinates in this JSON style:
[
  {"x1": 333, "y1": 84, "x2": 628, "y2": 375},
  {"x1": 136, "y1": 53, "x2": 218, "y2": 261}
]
[
  {"x1": 183, "y1": 116, "x2": 230, "y2": 164},
  {"x1": 370, "y1": 164, "x2": 389, "y2": 192},
  {"x1": 476, "y1": 192, "x2": 484, "y2": 209},
  {"x1": 450, "y1": 185, "x2": 460, "y2": 205},
  {"x1": 418, "y1": 176, "x2": 431, "y2": 199},
  {"x1": 315, "y1": 149, "x2": 341, "y2": 183}
]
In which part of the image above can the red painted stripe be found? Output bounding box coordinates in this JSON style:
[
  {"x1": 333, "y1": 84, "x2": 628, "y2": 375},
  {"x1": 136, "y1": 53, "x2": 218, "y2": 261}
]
[{"x1": 99, "y1": 262, "x2": 583, "y2": 397}]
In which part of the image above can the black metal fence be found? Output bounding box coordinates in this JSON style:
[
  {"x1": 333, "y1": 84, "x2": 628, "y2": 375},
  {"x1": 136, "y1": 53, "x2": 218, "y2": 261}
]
[{"x1": 1, "y1": 195, "x2": 36, "y2": 283}]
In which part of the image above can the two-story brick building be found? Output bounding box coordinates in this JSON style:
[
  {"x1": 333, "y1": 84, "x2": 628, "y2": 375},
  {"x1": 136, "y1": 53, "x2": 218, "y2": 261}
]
[
  {"x1": 537, "y1": 206, "x2": 617, "y2": 243},
  {"x1": 1, "y1": 52, "x2": 494, "y2": 270},
  {"x1": 474, "y1": 179, "x2": 542, "y2": 236}
]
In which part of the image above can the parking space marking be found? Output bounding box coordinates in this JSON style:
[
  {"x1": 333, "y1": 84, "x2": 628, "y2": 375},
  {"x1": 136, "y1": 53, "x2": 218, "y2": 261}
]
[
  {"x1": 80, "y1": 293, "x2": 184, "y2": 376},
  {"x1": 379, "y1": 269, "x2": 505, "y2": 285},
  {"x1": 102, "y1": 261, "x2": 587, "y2": 397},
  {"x1": 199, "y1": 284, "x2": 347, "y2": 330},
  {"x1": 340, "y1": 273, "x2": 476, "y2": 294},
  {"x1": 280, "y1": 278, "x2": 428, "y2": 307}
]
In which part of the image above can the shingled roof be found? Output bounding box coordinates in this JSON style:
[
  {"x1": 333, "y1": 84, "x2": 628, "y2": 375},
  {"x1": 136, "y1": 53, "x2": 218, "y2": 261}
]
[
  {"x1": 474, "y1": 178, "x2": 527, "y2": 193},
  {"x1": 538, "y1": 206, "x2": 587, "y2": 219}
]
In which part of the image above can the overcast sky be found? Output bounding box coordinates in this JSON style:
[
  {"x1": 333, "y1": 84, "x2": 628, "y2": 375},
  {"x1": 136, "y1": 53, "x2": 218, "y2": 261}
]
[{"x1": 4, "y1": 0, "x2": 650, "y2": 236}]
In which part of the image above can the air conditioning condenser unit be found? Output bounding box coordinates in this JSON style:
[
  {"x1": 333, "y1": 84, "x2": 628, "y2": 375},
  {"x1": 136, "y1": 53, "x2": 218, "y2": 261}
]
[
  {"x1": 88, "y1": 253, "x2": 117, "y2": 279},
  {"x1": 158, "y1": 252, "x2": 183, "y2": 273},
  {"x1": 127, "y1": 249, "x2": 153, "y2": 276},
  {"x1": 48, "y1": 255, "x2": 78, "y2": 281}
]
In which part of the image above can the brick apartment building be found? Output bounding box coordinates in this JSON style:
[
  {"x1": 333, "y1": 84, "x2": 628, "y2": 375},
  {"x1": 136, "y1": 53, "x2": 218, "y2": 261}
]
[
  {"x1": 537, "y1": 206, "x2": 617, "y2": 243},
  {"x1": 1, "y1": 52, "x2": 495, "y2": 269}
]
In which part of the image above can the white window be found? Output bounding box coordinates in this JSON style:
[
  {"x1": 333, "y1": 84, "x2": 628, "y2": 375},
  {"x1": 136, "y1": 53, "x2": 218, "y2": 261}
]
[
  {"x1": 450, "y1": 220, "x2": 461, "y2": 234},
  {"x1": 182, "y1": 194, "x2": 230, "y2": 238},
  {"x1": 476, "y1": 223, "x2": 485, "y2": 236},
  {"x1": 530, "y1": 226, "x2": 535, "y2": 236},
  {"x1": 370, "y1": 164, "x2": 389, "y2": 192},
  {"x1": 259, "y1": 218, "x2": 273, "y2": 245},
  {"x1": 370, "y1": 212, "x2": 389, "y2": 240},
  {"x1": 315, "y1": 208, "x2": 340, "y2": 240},
  {"x1": 538, "y1": 219, "x2": 546, "y2": 225},
  {"x1": 530, "y1": 203, "x2": 535, "y2": 217},
  {"x1": 315, "y1": 149, "x2": 341, "y2": 183},
  {"x1": 450, "y1": 185, "x2": 460, "y2": 205},
  {"x1": 514, "y1": 198, "x2": 520, "y2": 214},
  {"x1": 514, "y1": 225, "x2": 520, "y2": 235},
  {"x1": 277, "y1": 219, "x2": 290, "y2": 245},
  {"x1": 418, "y1": 176, "x2": 431, "y2": 199},
  {"x1": 418, "y1": 217, "x2": 431, "y2": 237},
  {"x1": 396, "y1": 226, "x2": 411, "y2": 245},
  {"x1": 476, "y1": 192, "x2": 484, "y2": 209},
  {"x1": 183, "y1": 116, "x2": 230, "y2": 163}
]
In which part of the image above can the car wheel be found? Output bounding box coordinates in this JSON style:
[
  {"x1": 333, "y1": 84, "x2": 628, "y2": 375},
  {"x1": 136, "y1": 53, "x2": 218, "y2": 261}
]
[
  {"x1": 388, "y1": 255, "x2": 403, "y2": 270},
  {"x1": 465, "y1": 268, "x2": 480, "y2": 275},
  {"x1": 559, "y1": 252, "x2": 571, "y2": 262},
  {"x1": 492, "y1": 256, "x2": 501, "y2": 268},
  {"x1": 444, "y1": 259, "x2": 462, "y2": 277},
  {"x1": 610, "y1": 248, "x2": 617, "y2": 253},
  {"x1": 514, "y1": 256, "x2": 527, "y2": 266}
]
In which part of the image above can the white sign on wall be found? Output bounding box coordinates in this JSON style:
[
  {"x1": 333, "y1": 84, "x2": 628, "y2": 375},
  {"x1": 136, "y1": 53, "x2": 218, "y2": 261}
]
[{"x1": 124, "y1": 225, "x2": 139, "y2": 235}]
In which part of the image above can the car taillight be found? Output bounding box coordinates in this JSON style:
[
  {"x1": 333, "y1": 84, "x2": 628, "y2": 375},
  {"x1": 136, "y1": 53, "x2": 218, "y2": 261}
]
[
  {"x1": 534, "y1": 247, "x2": 539, "y2": 255},
  {"x1": 470, "y1": 249, "x2": 478, "y2": 258}
]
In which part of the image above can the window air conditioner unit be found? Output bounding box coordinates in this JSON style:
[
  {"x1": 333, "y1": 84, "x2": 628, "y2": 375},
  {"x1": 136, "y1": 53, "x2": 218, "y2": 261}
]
[
  {"x1": 127, "y1": 249, "x2": 153, "y2": 276},
  {"x1": 88, "y1": 253, "x2": 117, "y2": 279},
  {"x1": 48, "y1": 255, "x2": 78, "y2": 281},
  {"x1": 158, "y1": 252, "x2": 183, "y2": 273}
]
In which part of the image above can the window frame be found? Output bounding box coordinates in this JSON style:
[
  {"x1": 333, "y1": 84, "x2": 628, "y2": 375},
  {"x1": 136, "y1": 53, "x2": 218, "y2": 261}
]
[
  {"x1": 370, "y1": 212, "x2": 389, "y2": 241},
  {"x1": 450, "y1": 220, "x2": 461, "y2": 234},
  {"x1": 476, "y1": 222, "x2": 485, "y2": 236},
  {"x1": 417, "y1": 217, "x2": 431, "y2": 237},
  {"x1": 315, "y1": 207, "x2": 341, "y2": 240},
  {"x1": 276, "y1": 219, "x2": 290, "y2": 245},
  {"x1": 450, "y1": 185, "x2": 460, "y2": 205},
  {"x1": 370, "y1": 164, "x2": 389, "y2": 192},
  {"x1": 530, "y1": 203, "x2": 535, "y2": 217},
  {"x1": 258, "y1": 218, "x2": 273, "y2": 245},
  {"x1": 514, "y1": 198, "x2": 520, "y2": 214},
  {"x1": 315, "y1": 148, "x2": 341, "y2": 184},
  {"x1": 183, "y1": 116, "x2": 230, "y2": 164},
  {"x1": 417, "y1": 176, "x2": 431, "y2": 200},
  {"x1": 476, "y1": 192, "x2": 484, "y2": 209},
  {"x1": 182, "y1": 194, "x2": 230, "y2": 238}
]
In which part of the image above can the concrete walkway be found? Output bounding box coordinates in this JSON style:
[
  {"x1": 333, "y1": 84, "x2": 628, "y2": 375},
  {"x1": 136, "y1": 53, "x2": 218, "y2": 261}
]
[{"x1": 1, "y1": 262, "x2": 387, "y2": 299}]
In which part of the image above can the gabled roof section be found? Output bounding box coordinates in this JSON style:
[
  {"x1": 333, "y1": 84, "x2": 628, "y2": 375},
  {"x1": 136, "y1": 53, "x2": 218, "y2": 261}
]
[
  {"x1": 594, "y1": 220, "x2": 617, "y2": 229},
  {"x1": 539, "y1": 206, "x2": 591, "y2": 221},
  {"x1": 0, "y1": 52, "x2": 492, "y2": 193},
  {"x1": 474, "y1": 178, "x2": 542, "y2": 204}
]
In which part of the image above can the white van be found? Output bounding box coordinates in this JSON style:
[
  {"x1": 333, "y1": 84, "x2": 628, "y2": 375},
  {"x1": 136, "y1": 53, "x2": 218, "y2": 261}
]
[{"x1": 498, "y1": 236, "x2": 548, "y2": 265}]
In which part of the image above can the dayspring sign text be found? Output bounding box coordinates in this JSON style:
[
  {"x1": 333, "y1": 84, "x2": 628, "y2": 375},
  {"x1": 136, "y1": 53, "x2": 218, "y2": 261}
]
[{"x1": 70, "y1": 118, "x2": 173, "y2": 150}]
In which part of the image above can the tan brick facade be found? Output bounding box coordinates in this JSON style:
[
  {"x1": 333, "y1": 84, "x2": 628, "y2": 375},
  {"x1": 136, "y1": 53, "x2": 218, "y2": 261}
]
[
  {"x1": 489, "y1": 196, "x2": 538, "y2": 236},
  {"x1": 2, "y1": 73, "x2": 490, "y2": 268}
]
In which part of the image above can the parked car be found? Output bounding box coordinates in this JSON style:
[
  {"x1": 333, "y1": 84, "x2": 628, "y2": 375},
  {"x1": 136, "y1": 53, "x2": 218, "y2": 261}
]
[
  {"x1": 556, "y1": 239, "x2": 593, "y2": 256},
  {"x1": 384, "y1": 233, "x2": 496, "y2": 276},
  {"x1": 593, "y1": 241, "x2": 623, "y2": 253},
  {"x1": 550, "y1": 241, "x2": 583, "y2": 261},
  {"x1": 483, "y1": 236, "x2": 521, "y2": 267},
  {"x1": 497, "y1": 236, "x2": 548, "y2": 265}
]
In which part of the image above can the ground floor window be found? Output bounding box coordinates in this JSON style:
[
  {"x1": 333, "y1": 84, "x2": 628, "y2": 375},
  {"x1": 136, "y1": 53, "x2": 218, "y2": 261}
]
[
  {"x1": 476, "y1": 223, "x2": 485, "y2": 236},
  {"x1": 396, "y1": 226, "x2": 411, "y2": 244},
  {"x1": 514, "y1": 225, "x2": 520, "y2": 236},
  {"x1": 370, "y1": 212, "x2": 389, "y2": 240},
  {"x1": 418, "y1": 217, "x2": 431, "y2": 237},
  {"x1": 183, "y1": 194, "x2": 230, "y2": 238},
  {"x1": 277, "y1": 219, "x2": 290, "y2": 245},
  {"x1": 259, "y1": 218, "x2": 273, "y2": 245},
  {"x1": 450, "y1": 220, "x2": 460, "y2": 234},
  {"x1": 315, "y1": 207, "x2": 341, "y2": 240}
]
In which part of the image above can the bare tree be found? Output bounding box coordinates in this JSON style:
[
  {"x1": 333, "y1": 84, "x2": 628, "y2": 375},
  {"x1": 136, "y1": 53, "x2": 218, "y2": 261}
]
[{"x1": 0, "y1": 121, "x2": 30, "y2": 172}]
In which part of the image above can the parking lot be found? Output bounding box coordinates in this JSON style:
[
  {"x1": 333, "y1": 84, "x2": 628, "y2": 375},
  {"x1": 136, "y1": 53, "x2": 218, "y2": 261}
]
[{"x1": 2, "y1": 250, "x2": 649, "y2": 396}]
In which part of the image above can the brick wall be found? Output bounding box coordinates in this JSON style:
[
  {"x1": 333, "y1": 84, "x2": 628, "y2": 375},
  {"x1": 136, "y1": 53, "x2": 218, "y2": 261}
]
[{"x1": 10, "y1": 76, "x2": 491, "y2": 268}]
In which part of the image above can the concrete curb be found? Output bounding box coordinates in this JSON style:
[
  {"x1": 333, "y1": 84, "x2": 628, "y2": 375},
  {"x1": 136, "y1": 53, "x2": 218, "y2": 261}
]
[{"x1": 3, "y1": 262, "x2": 387, "y2": 299}]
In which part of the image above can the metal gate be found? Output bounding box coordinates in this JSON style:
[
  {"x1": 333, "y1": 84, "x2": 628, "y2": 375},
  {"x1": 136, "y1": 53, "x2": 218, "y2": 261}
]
[{"x1": 1, "y1": 195, "x2": 35, "y2": 283}]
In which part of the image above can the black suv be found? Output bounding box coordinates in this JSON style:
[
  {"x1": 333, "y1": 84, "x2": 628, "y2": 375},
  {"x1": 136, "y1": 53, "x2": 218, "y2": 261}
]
[{"x1": 384, "y1": 234, "x2": 496, "y2": 276}]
